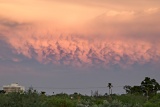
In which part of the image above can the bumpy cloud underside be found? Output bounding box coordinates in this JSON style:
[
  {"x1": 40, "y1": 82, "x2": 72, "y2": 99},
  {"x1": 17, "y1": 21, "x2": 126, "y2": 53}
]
[
  {"x1": 0, "y1": 0, "x2": 160, "y2": 68},
  {"x1": 1, "y1": 30, "x2": 159, "y2": 68}
]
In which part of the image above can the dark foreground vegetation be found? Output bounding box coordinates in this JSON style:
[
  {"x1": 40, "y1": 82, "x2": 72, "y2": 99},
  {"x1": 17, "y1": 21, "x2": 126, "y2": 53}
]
[{"x1": 0, "y1": 77, "x2": 160, "y2": 107}]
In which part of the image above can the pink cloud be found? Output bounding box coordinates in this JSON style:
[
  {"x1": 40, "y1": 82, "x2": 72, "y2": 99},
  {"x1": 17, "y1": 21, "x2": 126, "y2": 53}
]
[
  {"x1": 0, "y1": 0, "x2": 160, "y2": 68},
  {"x1": 1, "y1": 29, "x2": 159, "y2": 68}
]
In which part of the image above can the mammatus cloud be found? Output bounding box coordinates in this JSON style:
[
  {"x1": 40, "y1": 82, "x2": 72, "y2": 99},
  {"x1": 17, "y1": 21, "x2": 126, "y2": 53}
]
[
  {"x1": 0, "y1": 0, "x2": 160, "y2": 68},
  {"x1": 1, "y1": 29, "x2": 160, "y2": 68}
]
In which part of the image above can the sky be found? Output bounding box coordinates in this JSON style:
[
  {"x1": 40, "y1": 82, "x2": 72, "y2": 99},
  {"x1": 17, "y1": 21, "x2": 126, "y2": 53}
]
[{"x1": 0, "y1": 0, "x2": 160, "y2": 95}]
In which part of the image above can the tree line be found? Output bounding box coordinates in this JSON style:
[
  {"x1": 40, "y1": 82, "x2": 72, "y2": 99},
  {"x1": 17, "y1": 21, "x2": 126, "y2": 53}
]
[{"x1": 0, "y1": 77, "x2": 160, "y2": 107}]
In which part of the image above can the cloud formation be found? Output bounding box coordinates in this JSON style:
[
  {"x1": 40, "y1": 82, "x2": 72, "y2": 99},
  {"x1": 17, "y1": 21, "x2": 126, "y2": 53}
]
[
  {"x1": 0, "y1": 0, "x2": 160, "y2": 68},
  {"x1": 1, "y1": 29, "x2": 160, "y2": 68}
]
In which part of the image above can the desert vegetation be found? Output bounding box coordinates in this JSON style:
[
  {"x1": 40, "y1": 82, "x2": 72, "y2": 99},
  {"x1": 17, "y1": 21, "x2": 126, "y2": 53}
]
[{"x1": 0, "y1": 77, "x2": 160, "y2": 107}]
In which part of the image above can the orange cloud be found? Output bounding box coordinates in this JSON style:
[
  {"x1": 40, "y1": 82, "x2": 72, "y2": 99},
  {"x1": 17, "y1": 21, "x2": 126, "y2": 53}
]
[
  {"x1": 1, "y1": 28, "x2": 159, "y2": 68},
  {"x1": 0, "y1": 0, "x2": 160, "y2": 68}
]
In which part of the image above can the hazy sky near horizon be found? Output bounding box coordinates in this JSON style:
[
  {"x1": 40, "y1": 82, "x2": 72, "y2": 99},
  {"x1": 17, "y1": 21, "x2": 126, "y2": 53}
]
[{"x1": 0, "y1": 0, "x2": 160, "y2": 94}]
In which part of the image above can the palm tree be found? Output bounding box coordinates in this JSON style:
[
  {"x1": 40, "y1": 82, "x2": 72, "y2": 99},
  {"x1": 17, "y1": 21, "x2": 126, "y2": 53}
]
[{"x1": 108, "y1": 83, "x2": 113, "y2": 95}]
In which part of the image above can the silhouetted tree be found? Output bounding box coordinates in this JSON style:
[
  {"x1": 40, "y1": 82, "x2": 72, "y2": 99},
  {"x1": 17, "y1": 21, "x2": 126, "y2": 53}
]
[
  {"x1": 141, "y1": 77, "x2": 160, "y2": 96},
  {"x1": 130, "y1": 86, "x2": 143, "y2": 95},
  {"x1": 124, "y1": 77, "x2": 160, "y2": 97},
  {"x1": 108, "y1": 83, "x2": 113, "y2": 95},
  {"x1": 123, "y1": 85, "x2": 132, "y2": 94},
  {"x1": 0, "y1": 90, "x2": 5, "y2": 94},
  {"x1": 41, "y1": 91, "x2": 46, "y2": 95}
]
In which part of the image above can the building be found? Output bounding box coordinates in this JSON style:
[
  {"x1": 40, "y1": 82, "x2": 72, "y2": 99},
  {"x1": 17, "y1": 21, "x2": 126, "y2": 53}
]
[{"x1": 3, "y1": 83, "x2": 25, "y2": 93}]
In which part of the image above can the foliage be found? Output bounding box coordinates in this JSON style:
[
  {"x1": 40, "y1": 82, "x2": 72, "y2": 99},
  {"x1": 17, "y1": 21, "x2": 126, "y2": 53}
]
[
  {"x1": 124, "y1": 77, "x2": 160, "y2": 96},
  {"x1": 0, "y1": 91, "x2": 159, "y2": 107},
  {"x1": 0, "y1": 77, "x2": 159, "y2": 107},
  {"x1": 143, "y1": 93, "x2": 160, "y2": 107},
  {"x1": 113, "y1": 94, "x2": 145, "y2": 107},
  {"x1": 141, "y1": 77, "x2": 160, "y2": 96}
]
